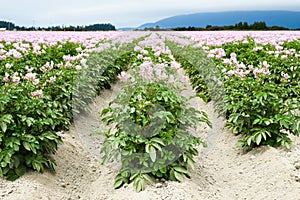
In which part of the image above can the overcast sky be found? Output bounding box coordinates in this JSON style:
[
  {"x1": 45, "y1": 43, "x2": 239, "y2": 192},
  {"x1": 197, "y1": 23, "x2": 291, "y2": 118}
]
[{"x1": 1, "y1": 0, "x2": 300, "y2": 28}]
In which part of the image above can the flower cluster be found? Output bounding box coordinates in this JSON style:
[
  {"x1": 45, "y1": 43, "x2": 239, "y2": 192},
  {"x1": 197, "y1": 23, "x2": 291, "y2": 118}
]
[{"x1": 31, "y1": 90, "x2": 44, "y2": 98}]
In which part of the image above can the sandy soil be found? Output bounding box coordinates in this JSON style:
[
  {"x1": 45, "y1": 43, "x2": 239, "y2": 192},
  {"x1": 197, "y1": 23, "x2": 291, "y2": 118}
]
[{"x1": 1, "y1": 69, "x2": 300, "y2": 200}]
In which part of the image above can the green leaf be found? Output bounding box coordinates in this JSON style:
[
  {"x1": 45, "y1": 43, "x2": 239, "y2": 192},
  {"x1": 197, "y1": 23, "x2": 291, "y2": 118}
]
[
  {"x1": 14, "y1": 165, "x2": 26, "y2": 177},
  {"x1": 173, "y1": 166, "x2": 189, "y2": 175},
  {"x1": 134, "y1": 177, "x2": 145, "y2": 192},
  {"x1": 174, "y1": 171, "x2": 184, "y2": 182},
  {"x1": 1, "y1": 162, "x2": 7, "y2": 168},
  {"x1": 44, "y1": 133, "x2": 58, "y2": 140},
  {"x1": 32, "y1": 162, "x2": 42, "y2": 172},
  {"x1": 150, "y1": 138, "x2": 165, "y2": 146},
  {"x1": 6, "y1": 171, "x2": 19, "y2": 181},
  {"x1": 151, "y1": 143, "x2": 162, "y2": 151},
  {"x1": 247, "y1": 137, "x2": 252, "y2": 146},
  {"x1": 114, "y1": 179, "x2": 124, "y2": 189},
  {"x1": 149, "y1": 146, "x2": 156, "y2": 162},
  {"x1": 284, "y1": 142, "x2": 291, "y2": 150},
  {"x1": 26, "y1": 118, "x2": 34, "y2": 127},
  {"x1": 264, "y1": 119, "x2": 271, "y2": 126},
  {"x1": 130, "y1": 173, "x2": 139, "y2": 181},
  {"x1": 261, "y1": 132, "x2": 267, "y2": 140},
  {"x1": 1, "y1": 122, "x2": 7, "y2": 133},
  {"x1": 253, "y1": 119, "x2": 260, "y2": 125},
  {"x1": 169, "y1": 170, "x2": 176, "y2": 181},
  {"x1": 23, "y1": 141, "x2": 31, "y2": 151},
  {"x1": 256, "y1": 134, "x2": 262, "y2": 145},
  {"x1": 187, "y1": 158, "x2": 195, "y2": 170},
  {"x1": 145, "y1": 144, "x2": 150, "y2": 153},
  {"x1": 142, "y1": 174, "x2": 153, "y2": 184},
  {"x1": 101, "y1": 108, "x2": 112, "y2": 116}
]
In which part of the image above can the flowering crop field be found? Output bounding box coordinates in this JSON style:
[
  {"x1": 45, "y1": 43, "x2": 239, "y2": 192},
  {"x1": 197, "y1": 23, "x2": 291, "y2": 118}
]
[
  {"x1": 0, "y1": 31, "x2": 299, "y2": 192},
  {"x1": 177, "y1": 31, "x2": 300, "y2": 149},
  {"x1": 0, "y1": 31, "x2": 148, "y2": 181}
]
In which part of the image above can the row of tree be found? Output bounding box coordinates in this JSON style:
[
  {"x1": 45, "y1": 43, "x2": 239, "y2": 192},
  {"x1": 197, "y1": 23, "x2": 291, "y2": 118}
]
[
  {"x1": 0, "y1": 21, "x2": 116, "y2": 31},
  {"x1": 171, "y1": 21, "x2": 291, "y2": 31},
  {"x1": 1, "y1": 20, "x2": 298, "y2": 31}
]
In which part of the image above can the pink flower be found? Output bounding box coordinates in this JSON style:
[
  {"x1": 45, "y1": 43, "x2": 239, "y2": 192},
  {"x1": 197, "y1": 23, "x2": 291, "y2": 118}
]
[
  {"x1": 76, "y1": 47, "x2": 82, "y2": 52},
  {"x1": 25, "y1": 66, "x2": 34, "y2": 73},
  {"x1": 137, "y1": 54, "x2": 143, "y2": 59},
  {"x1": 33, "y1": 79, "x2": 40, "y2": 85},
  {"x1": 141, "y1": 50, "x2": 149, "y2": 55},
  {"x1": 289, "y1": 49, "x2": 296, "y2": 54},
  {"x1": 137, "y1": 95, "x2": 142, "y2": 101},
  {"x1": 275, "y1": 45, "x2": 283, "y2": 51},
  {"x1": 0, "y1": 49, "x2": 6, "y2": 55},
  {"x1": 65, "y1": 61, "x2": 72, "y2": 68},
  {"x1": 33, "y1": 45, "x2": 41, "y2": 51},
  {"x1": 227, "y1": 70, "x2": 234, "y2": 76},
  {"x1": 31, "y1": 90, "x2": 43, "y2": 98},
  {"x1": 134, "y1": 46, "x2": 142, "y2": 52},
  {"x1": 12, "y1": 72, "x2": 20, "y2": 84},
  {"x1": 264, "y1": 71, "x2": 271, "y2": 76},
  {"x1": 165, "y1": 49, "x2": 171, "y2": 55},
  {"x1": 154, "y1": 51, "x2": 161, "y2": 57},
  {"x1": 75, "y1": 65, "x2": 82, "y2": 70},
  {"x1": 230, "y1": 53, "x2": 237, "y2": 59},
  {"x1": 43, "y1": 61, "x2": 54, "y2": 70},
  {"x1": 281, "y1": 72, "x2": 290, "y2": 79},
  {"x1": 158, "y1": 73, "x2": 168, "y2": 80},
  {"x1": 143, "y1": 57, "x2": 152, "y2": 62},
  {"x1": 47, "y1": 76, "x2": 56, "y2": 83},
  {"x1": 5, "y1": 63, "x2": 12, "y2": 69},
  {"x1": 80, "y1": 59, "x2": 87, "y2": 67},
  {"x1": 13, "y1": 51, "x2": 22, "y2": 59},
  {"x1": 3, "y1": 73, "x2": 9, "y2": 82},
  {"x1": 118, "y1": 71, "x2": 129, "y2": 81},
  {"x1": 207, "y1": 54, "x2": 215, "y2": 58},
  {"x1": 182, "y1": 76, "x2": 189, "y2": 83},
  {"x1": 171, "y1": 61, "x2": 180, "y2": 70},
  {"x1": 24, "y1": 72, "x2": 36, "y2": 81}
]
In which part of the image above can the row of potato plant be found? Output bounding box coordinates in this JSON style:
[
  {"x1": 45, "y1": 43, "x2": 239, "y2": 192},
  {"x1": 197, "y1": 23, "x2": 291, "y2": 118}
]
[
  {"x1": 0, "y1": 33, "x2": 147, "y2": 180},
  {"x1": 168, "y1": 34, "x2": 299, "y2": 149},
  {"x1": 99, "y1": 33, "x2": 211, "y2": 192}
]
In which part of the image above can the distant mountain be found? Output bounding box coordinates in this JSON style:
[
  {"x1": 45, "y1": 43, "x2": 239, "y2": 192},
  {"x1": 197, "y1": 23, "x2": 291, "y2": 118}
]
[{"x1": 138, "y1": 11, "x2": 300, "y2": 29}]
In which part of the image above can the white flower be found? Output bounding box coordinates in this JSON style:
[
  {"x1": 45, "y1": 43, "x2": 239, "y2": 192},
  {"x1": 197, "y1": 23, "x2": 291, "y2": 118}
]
[{"x1": 75, "y1": 65, "x2": 82, "y2": 70}]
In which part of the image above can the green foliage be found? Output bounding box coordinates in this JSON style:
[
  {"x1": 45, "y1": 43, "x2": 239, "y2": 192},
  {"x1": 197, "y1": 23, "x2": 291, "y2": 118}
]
[
  {"x1": 99, "y1": 46, "x2": 210, "y2": 192},
  {"x1": 166, "y1": 40, "x2": 226, "y2": 115},
  {"x1": 0, "y1": 36, "x2": 147, "y2": 180},
  {"x1": 210, "y1": 37, "x2": 300, "y2": 149},
  {"x1": 224, "y1": 76, "x2": 299, "y2": 149},
  {"x1": 167, "y1": 36, "x2": 300, "y2": 149},
  {"x1": 0, "y1": 41, "x2": 82, "y2": 180}
]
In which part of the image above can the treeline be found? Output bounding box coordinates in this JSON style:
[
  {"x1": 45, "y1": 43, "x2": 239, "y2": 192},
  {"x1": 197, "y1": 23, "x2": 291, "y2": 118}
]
[
  {"x1": 0, "y1": 21, "x2": 15, "y2": 30},
  {"x1": 172, "y1": 21, "x2": 291, "y2": 31},
  {"x1": 0, "y1": 21, "x2": 116, "y2": 31}
]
